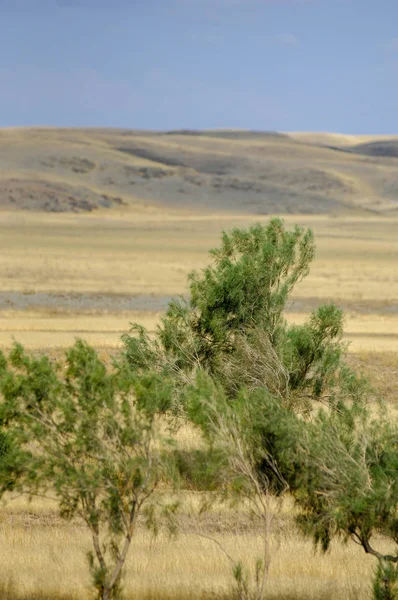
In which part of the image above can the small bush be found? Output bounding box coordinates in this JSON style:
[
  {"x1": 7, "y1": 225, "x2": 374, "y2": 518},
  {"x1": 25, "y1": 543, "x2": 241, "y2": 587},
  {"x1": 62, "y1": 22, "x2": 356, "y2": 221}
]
[{"x1": 0, "y1": 341, "x2": 178, "y2": 600}]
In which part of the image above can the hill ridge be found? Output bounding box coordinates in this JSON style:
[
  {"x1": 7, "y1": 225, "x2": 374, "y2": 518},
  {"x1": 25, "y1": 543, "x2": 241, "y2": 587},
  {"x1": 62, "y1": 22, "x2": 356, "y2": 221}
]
[{"x1": 1, "y1": 127, "x2": 398, "y2": 215}]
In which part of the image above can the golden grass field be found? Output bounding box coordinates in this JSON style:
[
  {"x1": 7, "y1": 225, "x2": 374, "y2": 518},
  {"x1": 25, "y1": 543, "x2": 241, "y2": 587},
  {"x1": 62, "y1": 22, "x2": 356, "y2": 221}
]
[
  {"x1": 0, "y1": 209, "x2": 397, "y2": 353},
  {"x1": 0, "y1": 492, "x2": 379, "y2": 600},
  {"x1": 0, "y1": 204, "x2": 397, "y2": 599}
]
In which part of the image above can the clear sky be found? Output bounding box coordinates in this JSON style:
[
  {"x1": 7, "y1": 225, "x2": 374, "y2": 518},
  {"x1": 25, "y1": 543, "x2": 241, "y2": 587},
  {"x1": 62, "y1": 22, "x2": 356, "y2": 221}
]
[{"x1": 1, "y1": 0, "x2": 397, "y2": 133}]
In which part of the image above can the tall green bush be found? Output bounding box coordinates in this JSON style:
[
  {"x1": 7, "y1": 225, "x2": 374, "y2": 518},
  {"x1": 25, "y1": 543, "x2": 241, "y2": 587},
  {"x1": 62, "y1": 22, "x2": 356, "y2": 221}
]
[
  {"x1": 124, "y1": 218, "x2": 393, "y2": 597},
  {"x1": 123, "y1": 219, "x2": 358, "y2": 413}
]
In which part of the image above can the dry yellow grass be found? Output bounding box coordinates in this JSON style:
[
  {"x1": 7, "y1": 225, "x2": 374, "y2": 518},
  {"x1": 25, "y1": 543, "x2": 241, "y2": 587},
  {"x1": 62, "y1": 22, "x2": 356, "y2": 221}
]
[
  {"x1": 1, "y1": 310, "x2": 397, "y2": 352},
  {"x1": 0, "y1": 210, "x2": 397, "y2": 299},
  {"x1": 0, "y1": 310, "x2": 160, "y2": 349},
  {"x1": 0, "y1": 494, "x2": 377, "y2": 600},
  {"x1": 0, "y1": 211, "x2": 397, "y2": 354}
]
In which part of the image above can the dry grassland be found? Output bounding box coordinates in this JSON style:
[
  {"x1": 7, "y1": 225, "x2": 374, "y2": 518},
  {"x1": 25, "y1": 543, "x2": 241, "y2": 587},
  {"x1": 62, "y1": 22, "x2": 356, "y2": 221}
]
[
  {"x1": 1, "y1": 210, "x2": 397, "y2": 300},
  {"x1": 0, "y1": 210, "x2": 397, "y2": 352},
  {"x1": 3, "y1": 126, "x2": 398, "y2": 215},
  {"x1": 0, "y1": 208, "x2": 397, "y2": 598},
  {"x1": 1, "y1": 311, "x2": 398, "y2": 353},
  {"x1": 0, "y1": 494, "x2": 377, "y2": 600}
]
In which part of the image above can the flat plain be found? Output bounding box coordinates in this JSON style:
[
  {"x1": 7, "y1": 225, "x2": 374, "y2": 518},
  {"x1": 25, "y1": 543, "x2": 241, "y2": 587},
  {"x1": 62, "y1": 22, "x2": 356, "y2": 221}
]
[
  {"x1": 1, "y1": 128, "x2": 398, "y2": 599},
  {"x1": 1, "y1": 209, "x2": 397, "y2": 353}
]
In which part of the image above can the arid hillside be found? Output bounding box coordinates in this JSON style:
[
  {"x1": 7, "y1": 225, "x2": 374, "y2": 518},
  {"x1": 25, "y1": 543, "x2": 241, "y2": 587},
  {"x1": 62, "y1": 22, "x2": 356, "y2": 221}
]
[{"x1": 2, "y1": 127, "x2": 398, "y2": 214}]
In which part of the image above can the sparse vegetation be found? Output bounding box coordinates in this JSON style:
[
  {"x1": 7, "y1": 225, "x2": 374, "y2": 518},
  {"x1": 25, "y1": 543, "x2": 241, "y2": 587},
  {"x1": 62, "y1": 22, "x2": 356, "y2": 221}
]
[
  {"x1": 0, "y1": 194, "x2": 397, "y2": 600},
  {"x1": 2, "y1": 127, "x2": 398, "y2": 214}
]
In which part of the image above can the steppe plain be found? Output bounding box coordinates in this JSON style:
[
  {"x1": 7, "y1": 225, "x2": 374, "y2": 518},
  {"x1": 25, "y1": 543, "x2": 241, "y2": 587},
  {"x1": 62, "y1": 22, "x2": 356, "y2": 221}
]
[{"x1": 0, "y1": 127, "x2": 398, "y2": 599}]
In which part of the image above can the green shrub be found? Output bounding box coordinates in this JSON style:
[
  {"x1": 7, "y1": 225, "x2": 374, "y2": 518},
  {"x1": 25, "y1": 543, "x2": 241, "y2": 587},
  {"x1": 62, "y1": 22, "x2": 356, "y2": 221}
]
[
  {"x1": 0, "y1": 341, "x2": 178, "y2": 600},
  {"x1": 123, "y1": 219, "x2": 356, "y2": 413},
  {"x1": 373, "y1": 563, "x2": 398, "y2": 600}
]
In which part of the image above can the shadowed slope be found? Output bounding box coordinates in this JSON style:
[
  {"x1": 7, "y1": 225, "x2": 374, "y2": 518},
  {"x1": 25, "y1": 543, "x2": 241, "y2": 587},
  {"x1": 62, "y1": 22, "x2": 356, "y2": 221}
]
[
  {"x1": 1, "y1": 127, "x2": 398, "y2": 214},
  {"x1": 348, "y1": 140, "x2": 398, "y2": 158}
]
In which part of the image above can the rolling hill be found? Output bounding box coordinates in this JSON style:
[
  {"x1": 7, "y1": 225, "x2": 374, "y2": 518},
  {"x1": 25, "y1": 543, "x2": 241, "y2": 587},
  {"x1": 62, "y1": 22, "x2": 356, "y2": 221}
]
[{"x1": 1, "y1": 127, "x2": 398, "y2": 215}]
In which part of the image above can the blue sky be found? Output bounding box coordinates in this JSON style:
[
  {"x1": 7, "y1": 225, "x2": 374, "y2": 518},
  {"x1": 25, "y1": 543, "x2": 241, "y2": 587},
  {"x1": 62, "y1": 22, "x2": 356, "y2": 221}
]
[{"x1": 1, "y1": 0, "x2": 397, "y2": 132}]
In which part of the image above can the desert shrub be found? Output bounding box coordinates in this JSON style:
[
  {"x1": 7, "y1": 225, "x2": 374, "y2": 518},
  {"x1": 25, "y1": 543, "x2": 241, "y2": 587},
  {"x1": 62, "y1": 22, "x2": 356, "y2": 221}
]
[
  {"x1": 294, "y1": 404, "x2": 398, "y2": 553},
  {"x1": 0, "y1": 341, "x2": 177, "y2": 600},
  {"x1": 123, "y1": 219, "x2": 359, "y2": 413},
  {"x1": 122, "y1": 218, "x2": 373, "y2": 598},
  {"x1": 271, "y1": 393, "x2": 398, "y2": 599},
  {"x1": 159, "y1": 220, "x2": 315, "y2": 371}
]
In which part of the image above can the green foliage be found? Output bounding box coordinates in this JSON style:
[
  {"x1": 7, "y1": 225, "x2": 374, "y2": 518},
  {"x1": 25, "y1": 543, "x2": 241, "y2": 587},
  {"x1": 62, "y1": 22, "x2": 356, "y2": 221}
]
[
  {"x1": 0, "y1": 340, "x2": 177, "y2": 600},
  {"x1": 171, "y1": 446, "x2": 227, "y2": 491},
  {"x1": 178, "y1": 344, "x2": 393, "y2": 598},
  {"x1": 123, "y1": 219, "x2": 353, "y2": 412},
  {"x1": 182, "y1": 373, "x2": 308, "y2": 599},
  {"x1": 232, "y1": 561, "x2": 250, "y2": 600},
  {"x1": 184, "y1": 371, "x2": 300, "y2": 495},
  {"x1": 373, "y1": 563, "x2": 398, "y2": 600},
  {"x1": 184, "y1": 366, "x2": 398, "y2": 596},
  {"x1": 0, "y1": 428, "x2": 24, "y2": 499},
  {"x1": 231, "y1": 558, "x2": 267, "y2": 600},
  {"x1": 284, "y1": 305, "x2": 344, "y2": 395},
  {"x1": 0, "y1": 430, "x2": 9, "y2": 458},
  {"x1": 122, "y1": 324, "x2": 165, "y2": 375},
  {"x1": 186, "y1": 219, "x2": 314, "y2": 358},
  {"x1": 0, "y1": 347, "x2": 38, "y2": 497},
  {"x1": 259, "y1": 392, "x2": 398, "y2": 600},
  {"x1": 126, "y1": 218, "x2": 316, "y2": 375},
  {"x1": 287, "y1": 405, "x2": 398, "y2": 559}
]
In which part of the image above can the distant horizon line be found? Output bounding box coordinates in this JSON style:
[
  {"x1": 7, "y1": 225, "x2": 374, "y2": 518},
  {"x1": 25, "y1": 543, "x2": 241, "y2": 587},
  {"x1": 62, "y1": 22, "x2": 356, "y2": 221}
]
[{"x1": 1, "y1": 125, "x2": 398, "y2": 137}]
